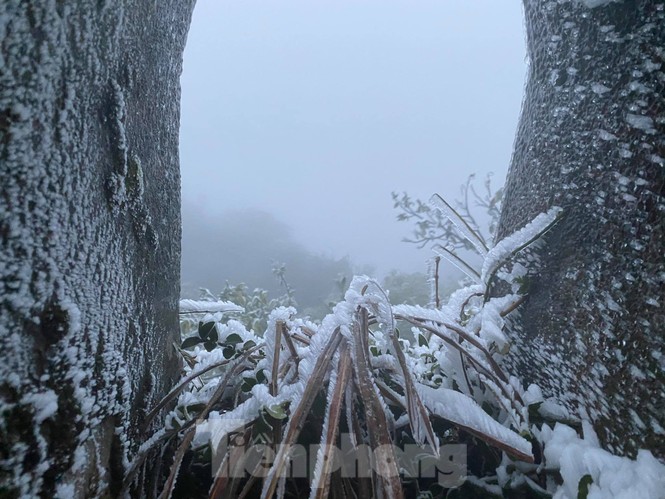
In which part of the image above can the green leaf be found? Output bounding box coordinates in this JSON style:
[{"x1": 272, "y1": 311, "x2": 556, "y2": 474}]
[
  {"x1": 265, "y1": 404, "x2": 288, "y2": 420},
  {"x1": 181, "y1": 336, "x2": 204, "y2": 349},
  {"x1": 528, "y1": 401, "x2": 544, "y2": 419},
  {"x1": 198, "y1": 321, "x2": 216, "y2": 340},
  {"x1": 241, "y1": 378, "x2": 257, "y2": 392},
  {"x1": 225, "y1": 333, "x2": 243, "y2": 344},
  {"x1": 418, "y1": 334, "x2": 429, "y2": 347},
  {"x1": 255, "y1": 369, "x2": 266, "y2": 383},
  {"x1": 223, "y1": 345, "x2": 236, "y2": 359},
  {"x1": 187, "y1": 403, "x2": 206, "y2": 414},
  {"x1": 253, "y1": 414, "x2": 273, "y2": 442},
  {"x1": 204, "y1": 341, "x2": 217, "y2": 352},
  {"x1": 243, "y1": 340, "x2": 257, "y2": 350},
  {"x1": 198, "y1": 445, "x2": 212, "y2": 461},
  {"x1": 515, "y1": 276, "x2": 531, "y2": 295},
  {"x1": 578, "y1": 474, "x2": 593, "y2": 499}
]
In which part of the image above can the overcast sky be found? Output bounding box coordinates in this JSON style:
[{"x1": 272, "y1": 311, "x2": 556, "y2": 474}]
[{"x1": 179, "y1": 0, "x2": 526, "y2": 277}]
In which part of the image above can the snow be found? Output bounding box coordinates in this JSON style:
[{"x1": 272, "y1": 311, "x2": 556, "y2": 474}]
[
  {"x1": 649, "y1": 154, "x2": 664, "y2": 166},
  {"x1": 0, "y1": 1, "x2": 194, "y2": 495},
  {"x1": 309, "y1": 360, "x2": 340, "y2": 497},
  {"x1": 481, "y1": 207, "x2": 562, "y2": 283},
  {"x1": 598, "y1": 129, "x2": 617, "y2": 141},
  {"x1": 179, "y1": 299, "x2": 244, "y2": 314},
  {"x1": 539, "y1": 399, "x2": 576, "y2": 422},
  {"x1": 416, "y1": 383, "x2": 532, "y2": 459},
  {"x1": 433, "y1": 245, "x2": 482, "y2": 282},
  {"x1": 539, "y1": 423, "x2": 665, "y2": 499},
  {"x1": 392, "y1": 304, "x2": 455, "y2": 325},
  {"x1": 21, "y1": 390, "x2": 58, "y2": 423},
  {"x1": 580, "y1": 0, "x2": 615, "y2": 9},
  {"x1": 523, "y1": 384, "x2": 543, "y2": 406},
  {"x1": 625, "y1": 113, "x2": 655, "y2": 133},
  {"x1": 591, "y1": 83, "x2": 611, "y2": 95},
  {"x1": 55, "y1": 483, "x2": 76, "y2": 498},
  {"x1": 430, "y1": 193, "x2": 488, "y2": 256}
]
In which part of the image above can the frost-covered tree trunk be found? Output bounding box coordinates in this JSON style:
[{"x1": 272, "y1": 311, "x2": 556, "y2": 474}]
[
  {"x1": 498, "y1": 0, "x2": 664, "y2": 458},
  {"x1": 0, "y1": 1, "x2": 195, "y2": 496}
]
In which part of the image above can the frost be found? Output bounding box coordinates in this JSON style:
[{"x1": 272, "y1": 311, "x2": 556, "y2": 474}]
[
  {"x1": 21, "y1": 390, "x2": 58, "y2": 423},
  {"x1": 539, "y1": 423, "x2": 665, "y2": 499},
  {"x1": 481, "y1": 207, "x2": 562, "y2": 283},
  {"x1": 550, "y1": 70, "x2": 560, "y2": 86},
  {"x1": 392, "y1": 304, "x2": 455, "y2": 325},
  {"x1": 625, "y1": 113, "x2": 655, "y2": 133},
  {"x1": 643, "y1": 60, "x2": 661, "y2": 72},
  {"x1": 649, "y1": 154, "x2": 663, "y2": 166},
  {"x1": 429, "y1": 194, "x2": 488, "y2": 256},
  {"x1": 417, "y1": 384, "x2": 532, "y2": 459},
  {"x1": 539, "y1": 399, "x2": 576, "y2": 422},
  {"x1": 1, "y1": 0, "x2": 194, "y2": 495},
  {"x1": 179, "y1": 299, "x2": 244, "y2": 314},
  {"x1": 523, "y1": 384, "x2": 543, "y2": 406},
  {"x1": 580, "y1": 0, "x2": 616, "y2": 9},
  {"x1": 591, "y1": 83, "x2": 611, "y2": 95},
  {"x1": 55, "y1": 483, "x2": 76, "y2": 498},
  {"x1": 597, "y1": 129, "x2": 617, "y2": 141}
]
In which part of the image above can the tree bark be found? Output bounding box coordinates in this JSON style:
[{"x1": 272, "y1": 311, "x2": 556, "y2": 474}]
[
  {"x1": 498, "y1": 0, "x2": 664, "y2": 458},
  {"x1": 0, "y1": 1, "x2": 195, "y2": 496}
]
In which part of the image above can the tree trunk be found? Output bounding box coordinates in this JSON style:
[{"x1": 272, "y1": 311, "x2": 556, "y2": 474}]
[
  {"x1": 0, "y1": 1, "x2": 195, "y2": 496},
  {"x1": 498, "y1": 0, "x2": 664, "y2": 458}
]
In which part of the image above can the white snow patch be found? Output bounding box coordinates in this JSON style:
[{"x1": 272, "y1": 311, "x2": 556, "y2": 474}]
[
  {"x1": 481, "y1": 207, "x2": 562, "y2": 283},
  {"x1": 591, "y1": 83, "x2": 611, "y2": 95},
  {"x1": 524, "y1": 384, "x2": 544, "y2": 406},
  {"x1": 649, "y1": 154, "x2": 663, "y2": 165},
  {"x1": 179, "y1": 299, "x2": 244, "y2": 314},
  {"x1": 417, "y1": 383, "x2": 532, "y2": 459},
  {"x1": 626, "y1": 113, "x2": 655, "y2": 133},
  {"x1": 540, "y1": 423, "x2": 665, "y2": 499},
  {"x1": 22, "y1": 390, "x2": 58, "y2": 423},
  {"x1": 597, "y1": 129, "x2": 617, "y2": 141},
  {"x1": 580, "y1": 0, "x2": 615, "y2": 8}
]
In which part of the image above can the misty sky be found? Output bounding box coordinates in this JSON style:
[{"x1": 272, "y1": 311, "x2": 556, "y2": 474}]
[{"x1": 179, "y1": 0, "x2": 526, "y2": 278}]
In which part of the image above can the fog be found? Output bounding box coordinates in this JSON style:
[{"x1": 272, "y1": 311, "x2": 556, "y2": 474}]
[{"x1": 179, "y1": 0, "x2": 526, "y2": 300}]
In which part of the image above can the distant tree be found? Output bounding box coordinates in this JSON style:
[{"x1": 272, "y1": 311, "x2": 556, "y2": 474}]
[
  {"x1": 0, "y1": 2, "x2": 194, "y2": 496},
  {"x1": 497, "y1": 0, "x2": 664, "y2": 458},
  {"x1": 393, "y1": 174, "x2": 503, "y2": 298},
  {"x1": 181, "y1": 207, "x2": 353, "y2": 311},
  {"x1": 382, "y1": 270, "x2": 432, "y2": 306},
  {"x1": 392, "y1": 173, "x2": 503, "y2": 253}
]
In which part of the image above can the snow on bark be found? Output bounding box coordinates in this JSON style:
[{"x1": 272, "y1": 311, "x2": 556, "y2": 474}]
[
  {"x1": 0, "y1": 1, "x2": 195, "y2": 496},
  {"x1": 498, "y1": 0, "x2": 664, "y2": 458},
  {"x1": 579, "y1": 0, "x2": 617, "y2": 8},
  {"x1": 536, "y1": 422, "x2": 665, "y2": 499}
]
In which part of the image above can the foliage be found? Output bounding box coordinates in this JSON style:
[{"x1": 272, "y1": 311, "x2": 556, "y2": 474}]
[
  {"x1": 381, "y1": 270, "x2": 431, "y2": 306},
  {"x1": 129, "y1": 193, "x2": 571, "y2": 499},
  {"x1": 181, "y1": 208, "x2": 354, "y2": 310},
  {"x1": 392, "y1": 173, "x2": 503, "y2": 252},
  {"x1": 196, "y1": 283, "x2": 291, "y2": 335}
]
